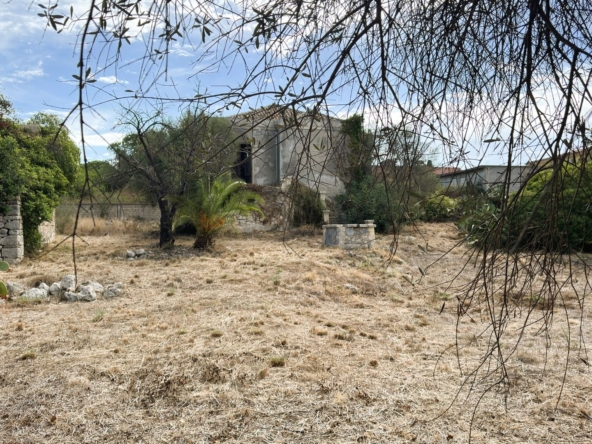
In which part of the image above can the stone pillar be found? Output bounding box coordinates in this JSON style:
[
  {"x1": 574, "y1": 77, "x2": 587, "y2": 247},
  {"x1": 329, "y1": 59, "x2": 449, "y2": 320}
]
[{"x1": 0, "y1": 197, "x2": 24, "y2": 263}]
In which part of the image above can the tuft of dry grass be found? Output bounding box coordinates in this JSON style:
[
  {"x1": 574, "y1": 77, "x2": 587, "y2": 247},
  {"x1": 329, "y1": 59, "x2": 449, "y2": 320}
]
[
  {"x1": 269, "y1": 356, "x2": 285, "y2": 367},
  {"x1": 19, "y1": 350, "x2": 37, "y2": 360}
]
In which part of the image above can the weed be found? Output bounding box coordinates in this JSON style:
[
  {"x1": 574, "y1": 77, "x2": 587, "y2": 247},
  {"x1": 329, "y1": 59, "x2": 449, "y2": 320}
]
[
  {"x1": 334, "y1": 332, "x2": 351, "y2": 341},
  {"x1": 19, "y1": 350, "x2": 37, "y2": 360},
  {"x1": 269, "y1": 356, "x2": 285, "y2": 367},
  {"x1": 92, "y1": 310, "x2": 105, "y2": 322}
]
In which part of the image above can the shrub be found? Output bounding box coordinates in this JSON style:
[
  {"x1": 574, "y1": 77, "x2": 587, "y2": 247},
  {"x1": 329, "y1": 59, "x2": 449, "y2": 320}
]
[
  {"x1": 290, "y1": 183, "x2": 324, "y2": 227},
  {"x1": 172, "y1": 173, "x2": 264, "y2": 249},
  {"x1": 0, "y1": 260, "x2": 8, "y2": 298},
  {"x1": 335, "y1": 178, "x2": 400, "y2": 233},
  {"x1": 508, "y1": 162, "x2": 592, "y2": 252},
  {"x1": 458, "y1": 161, "x2": 592, "y2": 252},
  {"x1": 418, "y1": 193, "x2": 458, "y2": 222}
]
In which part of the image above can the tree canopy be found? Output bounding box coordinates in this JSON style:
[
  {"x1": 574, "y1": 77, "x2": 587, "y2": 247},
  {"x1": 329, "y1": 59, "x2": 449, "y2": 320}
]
[{"x1": 0, "y1": 97, "x2": 80, "y2": 252}]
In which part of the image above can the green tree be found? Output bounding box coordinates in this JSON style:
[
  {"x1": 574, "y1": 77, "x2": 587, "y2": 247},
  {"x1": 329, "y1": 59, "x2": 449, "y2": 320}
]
[
  {"x1": 0, "y1": 97, "x2": 80, "y2": 252},
  {"x1": 172, "y1": 173, "x2": 263, "y2": 249}
]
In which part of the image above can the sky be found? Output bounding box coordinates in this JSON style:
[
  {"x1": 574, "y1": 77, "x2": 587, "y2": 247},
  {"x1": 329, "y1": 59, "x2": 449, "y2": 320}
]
[
  {"x1": 1, "y1": 2, "x2": 589, "y2": 167},
  {"x1": 0, "y1": 1, "x2": 252, "y2": 161}
]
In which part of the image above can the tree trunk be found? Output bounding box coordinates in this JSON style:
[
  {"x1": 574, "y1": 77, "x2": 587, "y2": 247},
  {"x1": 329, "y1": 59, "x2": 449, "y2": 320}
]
[{"x1": 158, "y1": 197, "x2": 176, "y2": 248}]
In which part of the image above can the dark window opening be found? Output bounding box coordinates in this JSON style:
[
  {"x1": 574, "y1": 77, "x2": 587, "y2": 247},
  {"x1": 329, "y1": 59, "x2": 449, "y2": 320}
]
[{"x1": 235, "y1": 143, "x2": 252, "y2": 183}]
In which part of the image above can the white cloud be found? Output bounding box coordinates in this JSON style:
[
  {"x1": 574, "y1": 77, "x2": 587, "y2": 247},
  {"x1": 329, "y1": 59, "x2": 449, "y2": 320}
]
[
  {"x1": 15, "y1": 61, "x2": 45, "y2": 80},
  {"x1": 97, "y1": 76, "x2": 129, "y2": 85},
  {"x1": 2, "y1": 61, "x2": 45, "y2": 83}
]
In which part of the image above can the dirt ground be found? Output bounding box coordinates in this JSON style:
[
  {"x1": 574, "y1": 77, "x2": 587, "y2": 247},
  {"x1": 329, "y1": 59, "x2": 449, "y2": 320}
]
[{"x1": 0, "y1": 223, "x2": 591, "y2": 443}]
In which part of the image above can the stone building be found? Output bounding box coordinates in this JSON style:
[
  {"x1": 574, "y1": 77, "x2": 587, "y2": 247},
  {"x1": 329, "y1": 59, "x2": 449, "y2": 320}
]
[{"x1": 230, "y1": 105, "x2": 348, "y2": 197}]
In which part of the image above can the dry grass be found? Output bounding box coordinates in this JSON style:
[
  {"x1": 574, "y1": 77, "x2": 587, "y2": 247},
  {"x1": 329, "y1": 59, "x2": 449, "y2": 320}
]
[
  {"x1": 57, "y1": 215, "x2": 154, "y2": 236},
  {"x1": 0, "y1": 223, "x2": 591, "y2": 443}
]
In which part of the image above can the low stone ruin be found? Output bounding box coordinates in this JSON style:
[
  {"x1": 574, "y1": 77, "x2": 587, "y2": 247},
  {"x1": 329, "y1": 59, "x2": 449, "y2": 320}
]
[
  {"x1": 322, "y1": 220, "x2": 376, "y2": 249},
  {"x1": 4, "y1": 274, "x2": 124, "y2": 303}
]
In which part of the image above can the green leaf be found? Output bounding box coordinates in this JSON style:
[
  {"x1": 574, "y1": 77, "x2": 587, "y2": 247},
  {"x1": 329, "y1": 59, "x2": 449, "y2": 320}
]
[
  {"x1": 0, "y1": 261, "x2": 9, "y2": 272},
  {"x1": 0, "y1": 281, "x2": 7, "y2": 298}
]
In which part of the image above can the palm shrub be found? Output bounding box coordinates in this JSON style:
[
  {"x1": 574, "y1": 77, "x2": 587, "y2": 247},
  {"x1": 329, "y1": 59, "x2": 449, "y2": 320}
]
[
  {"x1": 0, "y1": 260, "x2": 9, "y2": 298},
  {"x1": 172, "y1": 173, "x2": 264, "y2": 249}
]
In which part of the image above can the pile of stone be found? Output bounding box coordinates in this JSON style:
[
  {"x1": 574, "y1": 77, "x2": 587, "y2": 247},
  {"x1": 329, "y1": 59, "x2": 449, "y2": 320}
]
[
  {"x1": 126, "y1": 249, "x2": 146, "y2": 260},
  {"x1": 5, "y1": 275, "x2": 124, "y2": 303}
]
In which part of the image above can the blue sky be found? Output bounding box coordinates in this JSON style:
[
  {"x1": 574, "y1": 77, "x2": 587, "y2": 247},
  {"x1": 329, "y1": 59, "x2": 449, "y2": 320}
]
[{"x1": 0, "y1": 1, "x2": 254, "y2": 161}]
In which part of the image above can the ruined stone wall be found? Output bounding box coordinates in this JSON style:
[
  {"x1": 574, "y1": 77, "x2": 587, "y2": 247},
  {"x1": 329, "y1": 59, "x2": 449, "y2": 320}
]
[
  {"x1": 322, "y1": 220, "x2": 376, "y2": 249},
  {"x1": 39, "y1": 210, "x2": 56, "y2": 245},
  {"x1": 0, "y1": 198, "x2": 24, "y2": 263},
  {"x1": 234, "y1": 185, "x2": 291, "y2": 233}
]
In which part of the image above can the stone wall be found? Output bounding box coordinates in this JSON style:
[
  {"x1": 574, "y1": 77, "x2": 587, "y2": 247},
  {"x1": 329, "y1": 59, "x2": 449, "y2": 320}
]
[
  {"x1": 234, "y1": 184, "x2": 291, "y2": 233},
  {"x1": 58, "y1": 203, "x2": 161, "y2": 221},
  {"x1": 322, "y1": 220, "x2": 376, "y2": 249},
  {"x1": 0, "y1": 198, "x2": 24, "y2": 263}
]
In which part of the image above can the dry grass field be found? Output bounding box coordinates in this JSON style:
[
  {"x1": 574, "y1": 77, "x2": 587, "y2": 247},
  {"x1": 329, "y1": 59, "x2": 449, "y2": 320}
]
[{"x1": 1, "y1": 222, "x2": 591, "y2": 443}]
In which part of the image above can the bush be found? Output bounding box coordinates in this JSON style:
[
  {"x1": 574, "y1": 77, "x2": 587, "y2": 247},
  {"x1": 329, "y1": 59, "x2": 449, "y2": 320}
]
[
  {"x1": 0, "y1": 104, "x2": 79, "y2": 254},
  {"x1": 457, "y1": 161, "x2": 592, "y2": 252},
  {"x1": 290, "y1": 183, "x2": 324, "y2": 227},
  {"x1": 509, "y1": 162, "x2": 592, "y2": 252},
  {"x1": 418, "y1": 193, "x2": 458, "y2": 222},
  {"x1": 336, "y1": 178, "x2": 400, "y2": 233}
]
